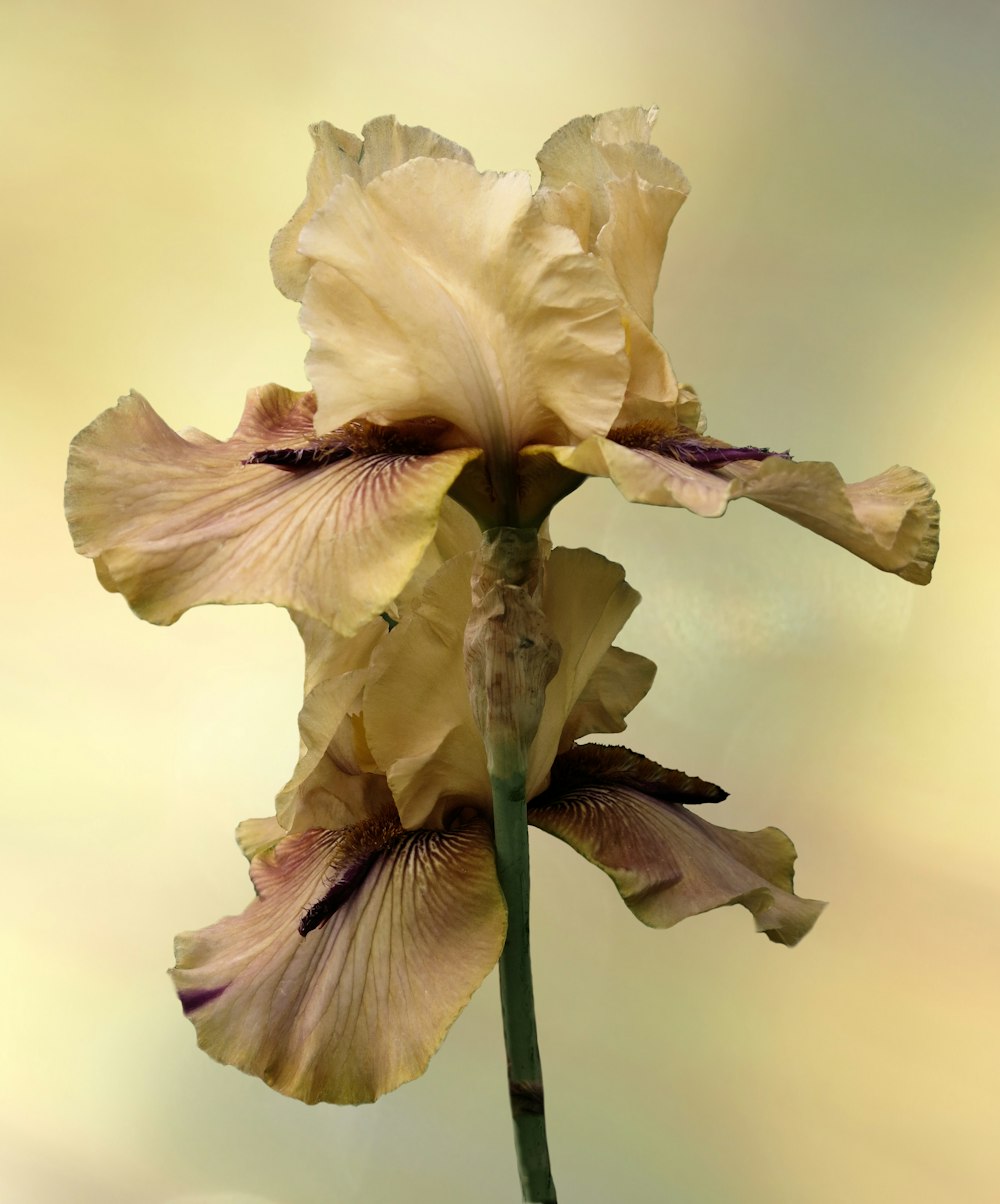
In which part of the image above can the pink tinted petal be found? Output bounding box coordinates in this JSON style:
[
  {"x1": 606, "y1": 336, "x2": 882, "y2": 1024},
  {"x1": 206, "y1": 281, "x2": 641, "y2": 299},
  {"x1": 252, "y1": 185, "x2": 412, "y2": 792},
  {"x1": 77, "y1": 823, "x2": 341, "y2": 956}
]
[
  {"x1": 66, "y1": 385, "x2": 479, "y2": 634},
  {"x1": 530, "y1": 747, "x2": 824, "y2": 946},
  {"x1": 171, "y1": 818, "x2": 506, "y2": 1104}
]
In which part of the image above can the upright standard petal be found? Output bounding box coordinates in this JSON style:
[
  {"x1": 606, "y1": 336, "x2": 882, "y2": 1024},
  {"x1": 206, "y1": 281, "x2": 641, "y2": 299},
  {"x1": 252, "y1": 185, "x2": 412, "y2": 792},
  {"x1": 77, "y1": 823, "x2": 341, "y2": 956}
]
[
  {"x1": 172, "y1": 817, "x2": 507, "y2": 1105},
  {"x1": 536, "y1": 107, "x2": 689, "y2": 417},
  {"x1": 530, "y1": 745, "x2": 824, "y2": 946},
  {"x1": 66, "y1": 385, "x2": 479, "y2": 634},
  {"x1": 298, "y1": 157, "x2": 629, "y2": 452},
  {"x1": 271, "y1": 116, "x2": 475, "y2": 302}
]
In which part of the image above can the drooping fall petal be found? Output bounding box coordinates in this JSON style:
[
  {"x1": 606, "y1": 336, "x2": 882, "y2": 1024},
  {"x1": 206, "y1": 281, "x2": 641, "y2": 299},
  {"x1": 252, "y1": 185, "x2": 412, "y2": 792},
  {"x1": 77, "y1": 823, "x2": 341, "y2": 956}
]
[
  {"x1": 530, "y1": 745, "x2": 824, "y2": 946},
  {"x1": 721, "y1": 457, "x2": 940, "y2": 585},
  {"x1": 66, "y1": 385, "x2": 480, "y2": 634},
  {"x1": 298, "y1": 157, "x2": 629, "y2": 448},
  {"x1": 553, "y1": 437, "x2": 939, "y2": 582},
  {"x1": 171, "y1": 817, "x2": 507, "y2": 1105}
]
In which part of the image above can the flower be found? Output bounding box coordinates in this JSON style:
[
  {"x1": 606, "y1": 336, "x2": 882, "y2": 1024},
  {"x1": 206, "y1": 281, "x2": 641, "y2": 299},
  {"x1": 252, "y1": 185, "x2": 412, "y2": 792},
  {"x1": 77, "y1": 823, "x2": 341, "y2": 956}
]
[
  {"x1": 66, "y1": 110, "x2": 938, "y2": 638},
  {"x1": 171, "y1": 546, "x2": 824, "y2": 1104}
]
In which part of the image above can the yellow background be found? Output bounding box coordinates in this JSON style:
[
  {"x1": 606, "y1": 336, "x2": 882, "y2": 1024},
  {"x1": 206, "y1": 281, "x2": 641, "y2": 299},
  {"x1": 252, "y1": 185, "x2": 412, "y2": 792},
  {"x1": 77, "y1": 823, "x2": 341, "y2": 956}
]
[{"x1": 4, "y1": 2, "x2": 997, "y2": 1201}]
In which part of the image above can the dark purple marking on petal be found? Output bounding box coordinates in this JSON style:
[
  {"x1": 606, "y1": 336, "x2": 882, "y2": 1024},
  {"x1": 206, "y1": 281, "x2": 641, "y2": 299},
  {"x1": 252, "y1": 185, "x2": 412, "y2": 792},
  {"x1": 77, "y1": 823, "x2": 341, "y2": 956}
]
[
  {"x1": 178, "y1": 984, "x2": 228, "y2": 1015},
  {"x1": 608, "y1": 422, "x2": 792, "y2": 471},
  {"x1": 242, "y1": 441, "x2": 352, "y2": 472},
  {"x1": 664, "y1": 439, "x2": 792, "y2": 467},
  {"x1": 298, "y1": 848, "x2": 381, "y2": 937}
]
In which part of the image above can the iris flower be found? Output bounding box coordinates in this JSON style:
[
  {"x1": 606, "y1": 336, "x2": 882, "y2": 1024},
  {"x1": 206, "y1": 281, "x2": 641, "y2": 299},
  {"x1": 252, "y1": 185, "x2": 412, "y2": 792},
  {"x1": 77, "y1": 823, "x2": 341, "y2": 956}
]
[
  {"x1": 171, "y1": 546, "x2": 823, "y2": 1104},
  {"x1": 66, "y1": 109, "x2": 938, "y2": 639}
]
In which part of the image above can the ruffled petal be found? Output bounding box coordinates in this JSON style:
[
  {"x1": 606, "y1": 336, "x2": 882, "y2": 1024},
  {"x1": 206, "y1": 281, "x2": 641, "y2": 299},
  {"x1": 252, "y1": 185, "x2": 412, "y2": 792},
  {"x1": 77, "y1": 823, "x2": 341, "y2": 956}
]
[
  {"x1": 271, "y1": 116, "x2": 474, "y2": 304},
  {"x1": 275, "y1": 668, "x2": 395, "y2": 832},
  {"x1": 363, "y1": 551, "x2": 488, "y2": 828},
  {"x1": 298, "y1": 157, "x2": 629, "y2": 449},
  {"x1": 537, "y1": 109, "x2": 688, "y2": 417},
  {"x1": 559, "y1": 646, "x2": 656, "y2": 753},
  {"x1": 171, "y1": 818, "x2": 506, "y2": 1105},
  {"x1": 270, "y1": 122, "x2": 363, "y2": 302},
  {"x1": 530, "y1": 746, "x2": 824, "y2": 946},
  {"x1": 66, "y1": 386, "x2": 480, "y2": 634},
  {"x1": 537, "y1": 107, "x2": 687, "y2": 242},
  {"x1": 526, "y1": 548, "x2": 645, "y2": 796},
  {"x1": 550, "y1": 435, "x2": 735, "y2": 515},
  {"x1": 356, "y1": 114, "x2": 474, "y2": 186},
  {"x1": 364, "y1": 546, "x2": 649, "y2": 827},
  {"x1": 552, "y1": 438, "x2": 940, "y2": 583},
  {"x1": 721, "y1": 458, "x2": 940, "y2": 585}
]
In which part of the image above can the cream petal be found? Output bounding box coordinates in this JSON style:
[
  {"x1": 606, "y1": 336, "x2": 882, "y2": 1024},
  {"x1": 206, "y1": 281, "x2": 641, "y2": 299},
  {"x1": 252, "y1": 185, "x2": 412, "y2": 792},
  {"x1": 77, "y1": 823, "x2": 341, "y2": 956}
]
[
  {"x1": 275, "y1": 669, "x2": 396, "y2": 833},
  {"x1": 356, "y1": 114, "x2": 474, "y2": 186},
  {"x1": 550, "y1": 436, "x2": 735, "y2": 516},
  {"x1": 270, "y1": 122, "x2": 363, "y2": 302},
  {"x1": 171, "y1": 818, "x2": 507, "y2": 1104},
  {"x1": 720, "y1": 458, "x2": 940, "y2": 584},
  {"x1": 364, "y1": 551, "x2": 489, "y2": 829},
  {"x1": 526, "y1": 548, "x2": 645, "y2": 796},
  {"x1": 536, "y1": 113, "x2": 687, "y2": 414},
  {"x1": 298, "y1": 158, "x2": 628, "y2": 449},
  {"x1": 553, "y1": 437, "x2": 939, "y2": 582},
  {"x1": 364, "y1": 545, "x2": 649, "y2": 827},
  {"x1": 235, "y1": 816, "x2": 286, "y2": 861},
  {"x1": 289, "y1": 611, "x2": 386, "y2": 698},
  {"x1": 558, "y1": 646, "x2": 657, "y2": 753},
  {"x1": 537, "y1": 107, "x2": 688, "y2": 250},
  {"x1": 66, "y1": 385, "x2": 480, "y2": 634},
  {"x1": 597, "y1": 173, "x2": 686, "y2": 328},
  {"x1": 530, "y1": 747, "x2": 824, "y2": 946}
]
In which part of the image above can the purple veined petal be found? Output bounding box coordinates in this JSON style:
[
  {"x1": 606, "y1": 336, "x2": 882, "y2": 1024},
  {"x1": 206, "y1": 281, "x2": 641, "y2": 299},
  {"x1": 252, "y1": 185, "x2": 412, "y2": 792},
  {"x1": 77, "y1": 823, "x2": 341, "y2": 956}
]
[
  {"x1": 530, "y1": 745, "x2": 824, "y2": 946},
  {"x1": 171, "y1": 817, "x2": 506, "y2": 1105},
  {"x1": 66, "y1": 384, "x2": 481, "y2": 635}
]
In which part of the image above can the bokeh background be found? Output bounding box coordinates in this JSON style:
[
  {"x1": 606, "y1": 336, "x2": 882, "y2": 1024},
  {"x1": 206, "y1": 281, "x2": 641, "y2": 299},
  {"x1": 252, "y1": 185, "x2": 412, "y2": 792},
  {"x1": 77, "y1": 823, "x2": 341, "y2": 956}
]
[{"x1": 4, "y1": 1, "x2": 997, "y2": 1201}]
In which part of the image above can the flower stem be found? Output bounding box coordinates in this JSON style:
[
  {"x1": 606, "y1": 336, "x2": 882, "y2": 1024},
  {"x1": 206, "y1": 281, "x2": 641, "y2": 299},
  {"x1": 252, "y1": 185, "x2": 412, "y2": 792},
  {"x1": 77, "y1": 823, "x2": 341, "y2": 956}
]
[
  {"x1": 491, "y1": 762, "x2": 558, "y2": 1203},
  {"x1": 463, "y1": 527, "x2": 560, "y2": 1203}
]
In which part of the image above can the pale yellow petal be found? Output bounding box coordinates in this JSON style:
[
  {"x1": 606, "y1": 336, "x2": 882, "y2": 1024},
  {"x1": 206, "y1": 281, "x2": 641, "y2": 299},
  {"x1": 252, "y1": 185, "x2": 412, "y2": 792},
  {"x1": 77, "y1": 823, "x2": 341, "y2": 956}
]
[
  {"x1": 597, "y1": 173, "x2": 686, "y2": 328},
  {"x1": 553, "y1": 437, "x2": 939, "y2": 581},
  {"x1": 526, "y1": 548, "x2": 645, "y2": 796},
  {"x1": 551, "y1": 436, "x2": 735, "y2": 516},
  {"x1": 298, "y1": 158, "x2": 628, "y2": 448},
  {"x1": 65, "y1": 386, "x2": 480, "y2": 634},
  {"x1": 364, "y1": 552, "x2": 489, "y2": 828},
  {"x1": 559, "y1": 646, "x2": 657, "y2": 753},
  {"x1": 365, "y1": 545, "x2": 650, "y2": 827},
  {"x1": 537, "y1": 107, "x2": 688, "y2": 250},
  {"x1": 171, "y1": 819, "x2": 506, "y2": 1104},
  {"x1": 356, "y1": 114, "x2": 474, "y2": 185},
  {"x1": 235, "y1": 816, "x2": 286, "y2": 861},
  {"x1": 721, "y1": 458, "x2": 940, "y2": 584},
  {"x1": 270, "y1": 122, "x2": 363, "y2": 302},
  {"x1": 289, "y1": 612, "x2": 386, "y2": 698},
  {"x1": 275, "y1": 669, "x2": 396, "y2": 832},
  {"x1": 530, "y1": 747, "x2": 824, "y2": 946}
]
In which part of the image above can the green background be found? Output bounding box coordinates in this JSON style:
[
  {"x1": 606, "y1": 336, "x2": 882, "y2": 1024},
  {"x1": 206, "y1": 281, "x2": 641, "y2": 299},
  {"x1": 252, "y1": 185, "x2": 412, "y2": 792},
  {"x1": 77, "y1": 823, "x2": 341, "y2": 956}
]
[{"x1": 4, "y1": 2, "x2": 996, "y2": 1201}]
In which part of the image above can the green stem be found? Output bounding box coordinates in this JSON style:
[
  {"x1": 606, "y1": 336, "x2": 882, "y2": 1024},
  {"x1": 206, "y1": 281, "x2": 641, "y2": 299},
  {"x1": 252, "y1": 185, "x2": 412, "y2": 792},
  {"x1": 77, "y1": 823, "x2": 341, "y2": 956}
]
[
  {"x1": 463, "y1": 526, "x2": 560, "y2": 1202},
  {"x1": 491, "y1": 762, "x2": 557, "y2": 1204}
]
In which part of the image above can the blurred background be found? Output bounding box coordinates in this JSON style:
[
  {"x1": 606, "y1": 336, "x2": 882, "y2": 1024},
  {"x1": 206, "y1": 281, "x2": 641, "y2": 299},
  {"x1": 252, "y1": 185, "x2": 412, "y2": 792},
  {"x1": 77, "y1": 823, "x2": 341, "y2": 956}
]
[{"x1": 3, "y1": 1, "x2": 997, "y2": 1201}]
